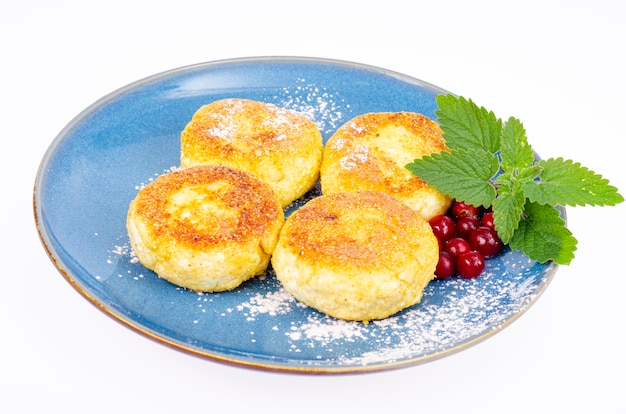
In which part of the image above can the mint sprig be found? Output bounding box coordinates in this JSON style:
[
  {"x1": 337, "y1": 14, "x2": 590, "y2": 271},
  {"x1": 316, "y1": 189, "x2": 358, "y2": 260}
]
[
  {"x1": 405, "y1": 148, "x2": 499, "y2": 207},
  {"x1": 406, "y1": 94, "x2": 624, "y2": 265}
]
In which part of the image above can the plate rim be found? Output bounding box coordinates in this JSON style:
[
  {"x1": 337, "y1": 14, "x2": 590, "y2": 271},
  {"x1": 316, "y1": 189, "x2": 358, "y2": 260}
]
[{"x1": 33, "y1": 55, "x2": 560, "y2": 374}]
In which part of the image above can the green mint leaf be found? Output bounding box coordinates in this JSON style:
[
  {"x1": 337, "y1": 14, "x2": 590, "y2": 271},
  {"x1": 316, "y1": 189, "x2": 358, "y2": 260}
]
[
  {"x1": 500, "y1": 116, "x2": 535, "y2": 173},
  {"x1": 492, "y1": 181, "x2": 525, "y2": 244},
  {"x1": 509, "y1": 201, "x2": 577, "y2": 265},
  {"x1": 522, "y1": 157, "x2": 625, "y2": 206},
  {"x1": 435, "y1": 94, "x2": 502, "y2": 153},
  {"x1": 515, "y1": 163, "x2": 543, "y2": 182},
  {"x1": 407, "y1": 93, "x2": 625, "y2": 266},
  {"x1": 406, "y1": 148, "x2": 499, "y2": 207}
]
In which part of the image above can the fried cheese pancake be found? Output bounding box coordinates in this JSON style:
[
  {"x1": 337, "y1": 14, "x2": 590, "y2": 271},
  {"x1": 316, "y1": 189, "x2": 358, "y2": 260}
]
[
  {"x1": 320, "y1": 112, "x2": 452, "y2": 220},
  {"x1": 126, "y1": 165, "x2": 284, "y2": 292},
  {"x1": 271, "y1": 190, "x2": 438, "y2": 322},
  {"x1": 180, "y1": 98, "x2": 323, "y2": 208}
]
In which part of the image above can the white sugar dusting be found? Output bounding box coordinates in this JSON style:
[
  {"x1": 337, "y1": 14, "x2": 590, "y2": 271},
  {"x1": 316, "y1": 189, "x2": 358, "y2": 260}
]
[
  {"x1": 274, "y1": 78, "x2": 348, "y2": 136},
  {"x1": 134, "y1": 166, "x2": 178, "y2": 190},
  {"x1": 286, "y1": 315, "x2": 368, "y2": 344},
  {"x1": 347, "y1": 121, "x2": 365, "y2": 134},
  {"x1": 328, "y1": 137, "x2": 347, "y2": 150},
  {"x1": 237, "y1": 289, "x2": 301, "y2": 318},
  {"x1": 281, "y1": 264, "x2": 544, "y2": 366},
  {"x1": 339, "y1": 145, "x2": 369, "y2": 170},
  {"x1": 106, "y1": 169, "x2": 548, "y2": 368},
  {"x1": 108, "y1": 239, "x2": 139, "y2": 265},
  {"x1": 98, "y1": 82, "x2": 551, "y2": 369},
  {"x1": 202, "y1": 261, "x2": 544, "y2": 367},
  {"x1": 206, "y1": 125, "x2": 236, "y2": 141}
]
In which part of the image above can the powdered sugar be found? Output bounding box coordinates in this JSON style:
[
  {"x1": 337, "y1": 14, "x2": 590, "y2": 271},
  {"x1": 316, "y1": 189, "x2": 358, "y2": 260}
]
[
  {"x1": 274, "y1": 78, "x2": 348, "y2": 136},
  {"x1": 210, "y1": 253, "x2": 550, "y2": 367},
  {"x1": 133, "y1": 166, "x2": 178, "y2": 190},
  {"x1": 107, "y1": 176, "x2": 551, "y2": 370},
  {"x1": 286, "y1": 314, "x2": 368, "y2": 344},
  {"x1": 237, "y1": 289, "x2": 300, "y2": 318},
  {"x1": 339, "y1": 144, "x2": 369, "y2": 170},
  {"x1": 206, "y1": 124, "x2": 237, "y2": 141},
  {"x1": 102, "y1": 80, "x2": 555, "y2": 371},
  {"x1": 112, "y1": 231, "x2": 550, "y2": 368}
]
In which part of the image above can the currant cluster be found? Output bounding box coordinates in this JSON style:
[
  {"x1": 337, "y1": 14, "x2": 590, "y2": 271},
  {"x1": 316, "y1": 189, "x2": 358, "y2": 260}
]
[{"x1": 429, "y1": 201, "x2": 503, "y2": 280}]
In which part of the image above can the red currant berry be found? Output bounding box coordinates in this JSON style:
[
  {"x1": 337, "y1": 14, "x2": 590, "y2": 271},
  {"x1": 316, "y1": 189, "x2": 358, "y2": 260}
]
[
  {"x1": 469, "y1": 226, "x2": 502, "y2": 258},
  {"x1": 456, "y1": 216, "x2": 480, "y2": 240},
  {"x1": 429, "y1": 214, "x2": 456, "y2": 242},
  {"x1": 435, "y1": 251, "x2": 456, "y2": 279},
  {"x1": 481, "y1": 211, "x2": 495, "y2": 229},
  {"x1": 444, "y1": 237, "x2": 471, "y2": 258},
  {"x1": 456, "y1": 251, "x2": 485, "y2": 279},
  {"x1": 450, "y1": 200, "x2": 479, "y2": 219}
]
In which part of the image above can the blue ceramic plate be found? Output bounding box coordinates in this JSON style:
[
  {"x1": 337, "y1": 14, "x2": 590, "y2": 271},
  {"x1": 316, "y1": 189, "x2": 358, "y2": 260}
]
[{"x1": 34, "y1": 57, "x2": 559, "y2": 373}]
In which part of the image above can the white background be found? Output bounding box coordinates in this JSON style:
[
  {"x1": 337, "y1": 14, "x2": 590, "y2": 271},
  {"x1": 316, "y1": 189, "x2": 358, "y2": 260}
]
[{"x1": 2, "y1": 1, "x2": 625, "y2": 412}]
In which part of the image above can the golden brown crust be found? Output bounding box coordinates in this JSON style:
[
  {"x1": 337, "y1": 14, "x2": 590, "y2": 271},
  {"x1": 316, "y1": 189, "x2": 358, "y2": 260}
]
[
  {"x1": 126, "y1": 165, "x2": 285, "y2": 292},
  {"x1": 130, "y1": 165, "x2": 282, "y2": 249},
  {"x1": 320, "y1": 112, "x2": 451, "y2": 220},
  {"x1": 271, "y1": 190, "x2": 439, "y2": 321},
  {"x1": 180, "y1": 98, "x2": 323, "y2": 207},
  {"x1": 280, "y1": 191, "x2": 425, "y2": 270},
  {"x1": 181, "y1": 98, "x2": 307, "y2": 156},
  {"x1": 332, "y1": 111, "x2": 445, "y2": 146}
]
